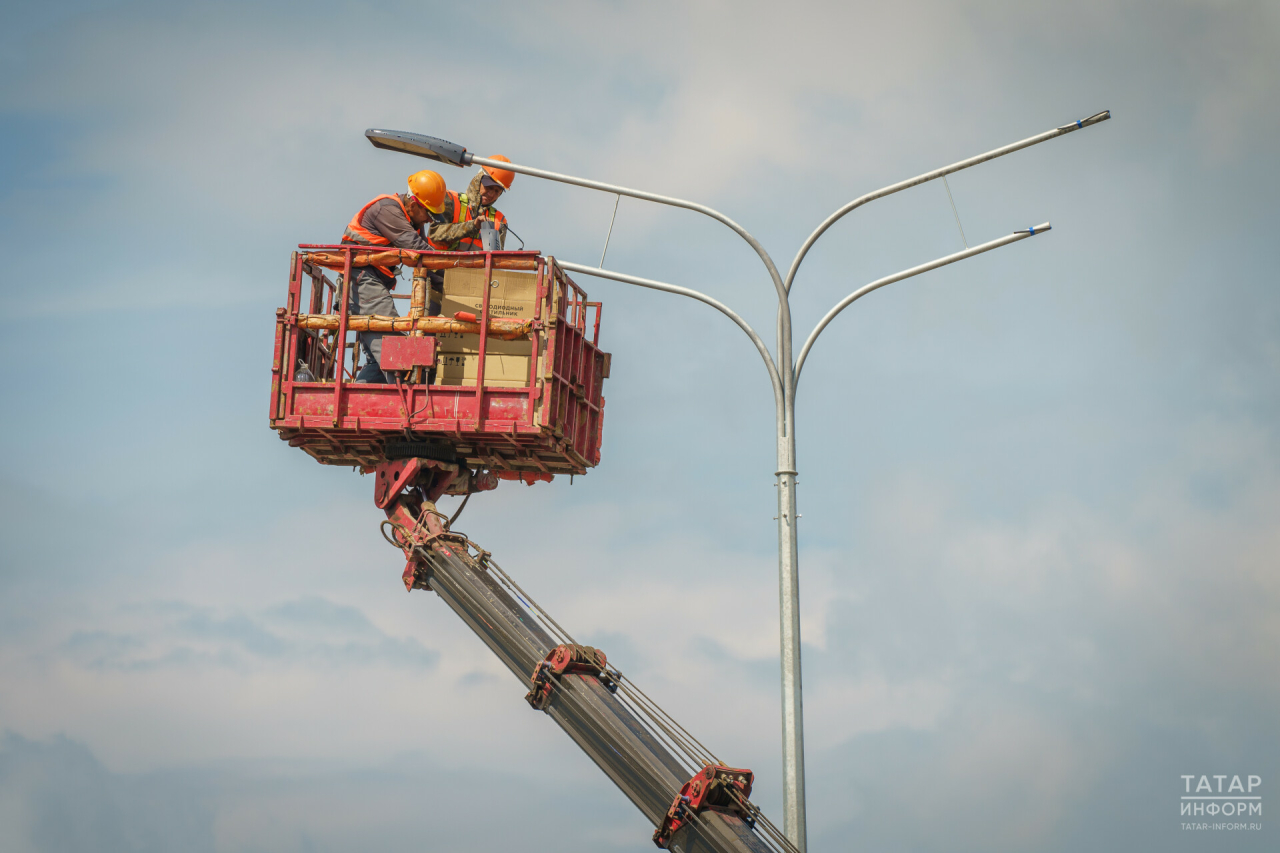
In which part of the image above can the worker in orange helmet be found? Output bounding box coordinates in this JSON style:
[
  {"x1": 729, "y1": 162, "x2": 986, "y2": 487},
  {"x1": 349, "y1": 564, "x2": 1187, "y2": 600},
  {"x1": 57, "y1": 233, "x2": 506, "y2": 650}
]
[
  {"x1": 427, "y1": 155, "x2": 514, "y2": 252},
  {"x1": 342, "y1": 169, "x2": 450, "y2": 382}
]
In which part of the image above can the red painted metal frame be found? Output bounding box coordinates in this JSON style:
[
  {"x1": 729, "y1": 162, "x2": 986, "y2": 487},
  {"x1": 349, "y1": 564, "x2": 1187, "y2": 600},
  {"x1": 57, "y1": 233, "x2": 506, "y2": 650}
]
[
  {"x1": 653, "y1": 765, "x2": 757, "y2": 849},
  {"x1": 271, "y1": 246, "x2": 609, "y2": 477},
  {"x1": 524, "y1": 643, "x2": 616, "y2": 711}
]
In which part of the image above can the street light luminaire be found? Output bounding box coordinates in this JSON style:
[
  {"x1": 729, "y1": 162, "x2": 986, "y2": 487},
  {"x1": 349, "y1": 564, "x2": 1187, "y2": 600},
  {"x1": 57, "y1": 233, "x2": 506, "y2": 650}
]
[{"x1": 365, "y1": 128, "x2": 473, "y2": 167}]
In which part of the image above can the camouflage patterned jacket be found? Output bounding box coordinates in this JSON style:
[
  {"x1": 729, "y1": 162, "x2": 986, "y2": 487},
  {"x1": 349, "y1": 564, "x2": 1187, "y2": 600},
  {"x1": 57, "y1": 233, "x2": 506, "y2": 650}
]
[{"x1": 426, "y1": 171, "x2": 509, "y2": 250}]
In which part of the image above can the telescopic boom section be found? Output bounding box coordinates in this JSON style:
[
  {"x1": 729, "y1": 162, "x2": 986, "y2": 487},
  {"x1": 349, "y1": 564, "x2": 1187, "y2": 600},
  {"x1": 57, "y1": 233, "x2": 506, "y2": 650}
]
[{"x1": 376, "y1": 458, "x2": 796, "y2": 853}]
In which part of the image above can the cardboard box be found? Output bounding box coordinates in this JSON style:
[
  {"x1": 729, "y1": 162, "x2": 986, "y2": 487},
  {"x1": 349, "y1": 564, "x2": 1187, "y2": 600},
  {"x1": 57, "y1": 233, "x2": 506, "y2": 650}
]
[
  {"x1": 437, "y1": 351, "x2": 533, "y2": 389},
  {"x1": 441, "y1": 268, "x2": 539, "y2": 324},
  {"x1": 433, "y1": 331, "x2": 532, "y2": 356},
  {"x1": 435, "y1": 268, "x2": 542, "y2": 387}
]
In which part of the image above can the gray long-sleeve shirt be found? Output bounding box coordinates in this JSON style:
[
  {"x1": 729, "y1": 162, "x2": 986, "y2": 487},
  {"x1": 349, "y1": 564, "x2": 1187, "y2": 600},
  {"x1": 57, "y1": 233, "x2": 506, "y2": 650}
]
[
  {"x1": 349, "y1": 193, "x2": 447, "y2": 286},
  {"x1": 357, "y1": 193, "x2": 433, "y2": 251}
]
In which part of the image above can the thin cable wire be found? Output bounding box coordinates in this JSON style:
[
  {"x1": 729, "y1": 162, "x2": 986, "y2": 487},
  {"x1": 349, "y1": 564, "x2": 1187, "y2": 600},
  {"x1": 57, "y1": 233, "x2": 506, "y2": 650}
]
[
  {"x1": 730, "y1": 790, "x2": 794, "y2": 849},
  {"x1": 616, "y1": 677, "x2": 711, "y2": 755},
  {"x1": 612, "y1": 687, "x2": 709, "y2": 772},
  {"x1": 485, "y1": 554, "x2": 724, "y2": 772},
  {"x1": 724, "y1": 797, "x2": 795, "y2": 853},
  {"x1": 599, "y1": 194, "x2": 621, "y2": 266},
  {"x1": 611, "y1": 686, "x2": 711, "y2": 768},
  {"x1": 942, "y1": 175, "x2": 968, "y2": 248},
  {"x1": 616, "y1": 690, "x2": 717, "y2": 772},
  {"x1": 483, "y1": 556, "x2": 721, "y2": 772},
  {"x1": 615, "y1": 687, "x2": 710, "y2": 770},
  {"x1": 683, "y1": 789, "x2": 795, "y2": 853},
  {"x1": 753, "y1": 820, "x2": 796, "y2": 853},
  {"x1": 413, "y1": 543, "x2": 693, "y2": 788},
  {"x1": 421, "y1": 547, "x2": 706, "y2": 767},
  {"x1": 481, "y1": 556, "x2": 564, "y2": 639},
  {"x1": 486, "y1": 558, "x2": 576, "y2": 645},
  {"x1": 618, "y1": 675, "x2": 722, "y2": 765}
]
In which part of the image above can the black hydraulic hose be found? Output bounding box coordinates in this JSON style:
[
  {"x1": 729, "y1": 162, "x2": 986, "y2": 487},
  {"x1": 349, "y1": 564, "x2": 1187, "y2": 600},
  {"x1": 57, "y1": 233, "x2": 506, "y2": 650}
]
[{"x1": 447, "y1": 491, "x2": 471, "y2": 528}]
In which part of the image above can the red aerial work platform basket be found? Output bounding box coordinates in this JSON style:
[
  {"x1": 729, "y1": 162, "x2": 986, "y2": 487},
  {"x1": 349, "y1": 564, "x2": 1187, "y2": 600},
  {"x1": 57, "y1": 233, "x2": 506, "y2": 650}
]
[{"x1": 269, "y1": 246, "x2": 609, "y2": 480}]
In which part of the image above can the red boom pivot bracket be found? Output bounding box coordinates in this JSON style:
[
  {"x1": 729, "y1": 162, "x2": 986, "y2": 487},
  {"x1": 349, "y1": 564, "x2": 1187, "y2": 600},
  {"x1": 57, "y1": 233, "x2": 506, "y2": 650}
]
[
  {"x1": 524, "y1": 644, "x2": 617, "y2": 711},
  {"x1": 374, "y1": 457, "x2": 424, "y2": 508},
  {"x1": 652, "y1": 765, "x2": 756, "y2": 849},
  {"x1": 374, "y1": 457, "x2": 466, "y2": 591},
  {"x1": 374, "y1": 456, "x2": 462, "y2": 508}
]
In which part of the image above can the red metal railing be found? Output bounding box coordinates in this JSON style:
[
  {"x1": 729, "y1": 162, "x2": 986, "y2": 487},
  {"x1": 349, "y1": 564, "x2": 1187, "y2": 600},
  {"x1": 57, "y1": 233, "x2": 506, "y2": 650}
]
[{"x1": 270, "y1": 246, "x2": 609, "y2": 477}]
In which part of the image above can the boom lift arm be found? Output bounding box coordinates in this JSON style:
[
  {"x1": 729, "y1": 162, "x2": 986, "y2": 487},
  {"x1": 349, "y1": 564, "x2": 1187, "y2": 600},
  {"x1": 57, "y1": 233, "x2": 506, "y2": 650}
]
[{"x1": 375, "y1": 459, "x2": 796, "y2": 853}]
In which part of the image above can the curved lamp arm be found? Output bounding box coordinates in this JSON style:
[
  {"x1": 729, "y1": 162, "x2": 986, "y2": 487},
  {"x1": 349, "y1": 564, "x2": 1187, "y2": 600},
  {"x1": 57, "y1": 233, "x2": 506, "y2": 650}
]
[
  {"x1": 475, "y1": 157, "x2": 798, "y2": 394},
  {"x1": 474, "y1": 156, "x2": 788, "y2": 301},
  {"x1": 557, "y1": 259, "x2": 785, "y2": 418},
  {"x1": 783, "y1": 111, "x2": 1109, "y2": 296},
  {"x1": 792, "y1": 224, "x2": 1052, "y2": 392}
]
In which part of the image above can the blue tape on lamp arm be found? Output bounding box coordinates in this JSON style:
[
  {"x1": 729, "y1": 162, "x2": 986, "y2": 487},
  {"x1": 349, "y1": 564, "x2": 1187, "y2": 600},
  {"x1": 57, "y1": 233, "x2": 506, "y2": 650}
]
[
  {"x1": 1076, "y1": 119, "x2": 1083, "y2": 128},
  {"x1": 1028, "y1": 226, "x2": 1036, "y2": 235}
]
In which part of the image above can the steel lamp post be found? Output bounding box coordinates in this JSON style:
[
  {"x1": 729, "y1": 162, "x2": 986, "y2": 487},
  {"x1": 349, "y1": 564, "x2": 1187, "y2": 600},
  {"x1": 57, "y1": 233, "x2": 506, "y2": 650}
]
[{"x1": 368, "y1": 110, "x2": 1110, "y2": 852}]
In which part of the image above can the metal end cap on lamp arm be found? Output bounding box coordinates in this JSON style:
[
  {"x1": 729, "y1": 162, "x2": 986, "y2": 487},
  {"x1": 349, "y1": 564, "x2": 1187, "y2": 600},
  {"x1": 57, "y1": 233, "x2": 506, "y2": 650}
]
[
  {"x1": 364, "y1": 129, "x2": 474, "y2": 167},
  {"x1": 1057, "y1": 110, "x2": 1111, "y2": 133}
]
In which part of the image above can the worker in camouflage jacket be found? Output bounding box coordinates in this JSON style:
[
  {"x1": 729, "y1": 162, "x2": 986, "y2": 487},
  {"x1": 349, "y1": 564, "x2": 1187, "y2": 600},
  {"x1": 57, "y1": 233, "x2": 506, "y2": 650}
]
[{"x1": 428, "y1": 155, "x2": 514, "y2": 251}]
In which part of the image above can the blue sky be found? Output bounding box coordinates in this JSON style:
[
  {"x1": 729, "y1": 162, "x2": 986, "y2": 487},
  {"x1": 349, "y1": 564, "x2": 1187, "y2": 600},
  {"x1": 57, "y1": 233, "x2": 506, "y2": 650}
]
[{"x1": 1, "y1": 1, "x2": 1277, "y2": 851}]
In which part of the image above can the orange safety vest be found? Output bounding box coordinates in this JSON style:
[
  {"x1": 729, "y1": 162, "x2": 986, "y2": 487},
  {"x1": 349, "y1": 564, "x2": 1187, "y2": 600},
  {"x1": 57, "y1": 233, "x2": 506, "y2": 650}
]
[
  {"x1": 342, "y1": 193, "x2": 418, "y2": 278},
  {"x1": 428, "y1": 191, "x2": 507, "y2": 252}
]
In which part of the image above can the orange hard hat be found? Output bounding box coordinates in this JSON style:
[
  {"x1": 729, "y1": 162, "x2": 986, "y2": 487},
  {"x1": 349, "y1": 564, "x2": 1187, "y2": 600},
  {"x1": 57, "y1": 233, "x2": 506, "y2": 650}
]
[
  {"x1": 407, "y1": 170, "x2": 447, "y2": 213},
  {"x1": 481, "y1": 155, "x2": 514, "y2": 190}
]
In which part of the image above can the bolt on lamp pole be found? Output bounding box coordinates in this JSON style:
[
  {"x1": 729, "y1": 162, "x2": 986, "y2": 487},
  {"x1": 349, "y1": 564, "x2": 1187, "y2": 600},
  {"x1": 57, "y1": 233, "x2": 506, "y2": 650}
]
[{"x1": 366, "y1": 110, "x2": 1109, "y2": 852}]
